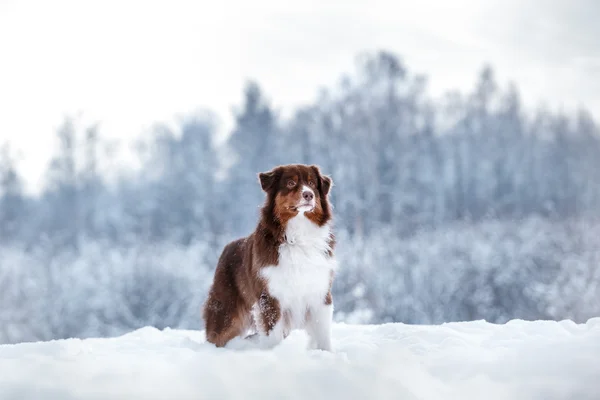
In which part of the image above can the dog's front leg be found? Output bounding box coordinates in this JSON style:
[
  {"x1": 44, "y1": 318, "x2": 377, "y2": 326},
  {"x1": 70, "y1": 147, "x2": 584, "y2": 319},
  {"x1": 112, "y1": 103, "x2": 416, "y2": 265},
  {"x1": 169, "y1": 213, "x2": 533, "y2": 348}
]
[
  {"x1": 252, "y1": 292, "x2": 287, "y2": 349},
  {"x1": 306, "y1": 302, "x2": 333, "y2": 351}
]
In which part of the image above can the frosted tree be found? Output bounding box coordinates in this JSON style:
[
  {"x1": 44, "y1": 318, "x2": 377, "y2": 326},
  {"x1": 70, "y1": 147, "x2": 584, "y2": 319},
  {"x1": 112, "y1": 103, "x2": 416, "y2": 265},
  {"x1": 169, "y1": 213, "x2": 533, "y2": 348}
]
[
  {"x1": 40, "y1": 117, "x2": 80, "y2": 249},
  {"x1": 0, "y1": 144, "x2": 25, "y2": 243},
  {"x1": 131, "y1": 112, "x2": 220, "y2": 245},
  {"x1": 78, "y1": 123, "x2": 105, "y2": 239},
  {"x1": 225, "y1": 82, "x2": 281, "y2": 236}
]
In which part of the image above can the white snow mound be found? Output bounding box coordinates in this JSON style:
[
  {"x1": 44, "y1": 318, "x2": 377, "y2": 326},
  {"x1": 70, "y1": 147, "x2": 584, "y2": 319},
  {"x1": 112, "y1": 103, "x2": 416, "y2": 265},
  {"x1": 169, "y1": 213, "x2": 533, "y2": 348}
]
[{"x1": 1, "y1": 319, "x2": 599, "y2": 400}]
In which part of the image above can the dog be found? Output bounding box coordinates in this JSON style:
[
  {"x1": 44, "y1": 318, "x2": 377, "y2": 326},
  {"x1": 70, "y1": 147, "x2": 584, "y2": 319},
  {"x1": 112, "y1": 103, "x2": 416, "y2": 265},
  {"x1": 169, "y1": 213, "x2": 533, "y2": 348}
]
[{"x1": 202, "y1": 164, "x2": 336, "y2": 351}]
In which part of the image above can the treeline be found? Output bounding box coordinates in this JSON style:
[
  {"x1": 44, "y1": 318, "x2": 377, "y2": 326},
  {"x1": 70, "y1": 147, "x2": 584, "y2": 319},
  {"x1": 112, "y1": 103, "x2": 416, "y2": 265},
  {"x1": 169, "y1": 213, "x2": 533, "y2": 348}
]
[
  {"x1": 1, "y1": 51, "x2": 599, "y2": 343},
  {"x1": 2, "y1": 51, "x2": 599, "y2": 246}
]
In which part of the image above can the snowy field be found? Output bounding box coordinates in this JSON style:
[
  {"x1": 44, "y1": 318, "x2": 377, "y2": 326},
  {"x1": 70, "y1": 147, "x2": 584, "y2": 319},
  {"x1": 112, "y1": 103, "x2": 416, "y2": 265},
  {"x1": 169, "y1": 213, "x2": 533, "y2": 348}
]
[{"x1": 1, "y1": 319, "x2": 599, "y2": 400}]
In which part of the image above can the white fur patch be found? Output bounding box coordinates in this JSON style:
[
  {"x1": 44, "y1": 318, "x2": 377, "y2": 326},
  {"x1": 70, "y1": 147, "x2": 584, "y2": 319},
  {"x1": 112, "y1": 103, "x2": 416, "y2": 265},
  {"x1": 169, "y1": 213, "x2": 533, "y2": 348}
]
[
  {"x1": 297, "y1": 185, "x2": 316, "y2": 212},
  {"x1": 301, "y1": 184, "x2": 314, "y2": 195},
  {"x1": 258, "y1": 213, "x2": 336, "y2": 349}
]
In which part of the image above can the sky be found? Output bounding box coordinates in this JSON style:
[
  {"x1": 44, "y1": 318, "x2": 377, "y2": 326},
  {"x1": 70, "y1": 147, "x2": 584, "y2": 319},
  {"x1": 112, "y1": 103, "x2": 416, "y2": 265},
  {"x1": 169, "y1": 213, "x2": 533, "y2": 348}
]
[{"x1": 1, "y1": 0, "x2": 599, "y2": 193}]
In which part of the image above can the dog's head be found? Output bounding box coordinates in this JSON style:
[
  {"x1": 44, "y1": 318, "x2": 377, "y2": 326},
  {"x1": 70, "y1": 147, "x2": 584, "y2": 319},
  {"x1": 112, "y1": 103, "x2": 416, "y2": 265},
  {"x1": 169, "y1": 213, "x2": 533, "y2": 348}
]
[{"x1": 258, "y1": 164, "x2": 333, "y2": 227}]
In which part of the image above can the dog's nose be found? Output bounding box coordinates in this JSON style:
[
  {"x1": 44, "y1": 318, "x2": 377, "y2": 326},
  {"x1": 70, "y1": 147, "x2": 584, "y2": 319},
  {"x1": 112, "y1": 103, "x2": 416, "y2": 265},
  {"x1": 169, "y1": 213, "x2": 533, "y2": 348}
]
[{"x1": 303, "y1": 191, "x2": 314, "y2": 201}]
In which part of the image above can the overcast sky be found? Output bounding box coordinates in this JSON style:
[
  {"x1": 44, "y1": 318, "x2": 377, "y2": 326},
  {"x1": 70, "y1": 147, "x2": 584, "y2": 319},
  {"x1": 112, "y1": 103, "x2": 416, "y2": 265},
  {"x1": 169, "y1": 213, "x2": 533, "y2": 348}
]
[{"x1": 1, "y1": 0, "x2": 599, "y2": 192}]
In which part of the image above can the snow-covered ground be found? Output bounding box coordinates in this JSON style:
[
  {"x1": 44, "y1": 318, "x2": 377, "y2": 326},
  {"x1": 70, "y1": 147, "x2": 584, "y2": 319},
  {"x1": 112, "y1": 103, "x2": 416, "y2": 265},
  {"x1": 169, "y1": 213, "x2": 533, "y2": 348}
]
[{"x1": 1, "y1": 319, "x2": 599, "y2": 400}]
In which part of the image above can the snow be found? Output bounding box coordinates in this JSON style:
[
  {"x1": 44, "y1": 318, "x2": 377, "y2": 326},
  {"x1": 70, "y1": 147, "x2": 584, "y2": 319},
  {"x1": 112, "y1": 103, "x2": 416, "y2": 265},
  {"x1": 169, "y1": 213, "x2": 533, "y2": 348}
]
[{"x1": 1, "y1": 319, "x2": 599, "y2": 400}]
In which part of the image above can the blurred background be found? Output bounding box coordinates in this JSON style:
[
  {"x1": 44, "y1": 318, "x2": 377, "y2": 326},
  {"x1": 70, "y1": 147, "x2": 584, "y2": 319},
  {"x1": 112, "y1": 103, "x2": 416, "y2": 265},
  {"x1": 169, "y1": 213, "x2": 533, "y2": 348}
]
[{"x1": 1, "y1": 0, "x2": 599, "y2": 344}]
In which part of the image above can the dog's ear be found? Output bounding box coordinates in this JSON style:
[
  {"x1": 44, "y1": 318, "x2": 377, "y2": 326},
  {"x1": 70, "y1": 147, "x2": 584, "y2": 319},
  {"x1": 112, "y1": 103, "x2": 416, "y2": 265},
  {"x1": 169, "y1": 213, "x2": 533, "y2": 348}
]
[
  {"x1": 258, "y1": 168, "x2": 280, "y2": 192},
  {"x1": 321, "y1": 174, "x2": 332, "y2": 196},
  {"x1": 311, "y1": 165, "x2": 333, "y2": 196}
]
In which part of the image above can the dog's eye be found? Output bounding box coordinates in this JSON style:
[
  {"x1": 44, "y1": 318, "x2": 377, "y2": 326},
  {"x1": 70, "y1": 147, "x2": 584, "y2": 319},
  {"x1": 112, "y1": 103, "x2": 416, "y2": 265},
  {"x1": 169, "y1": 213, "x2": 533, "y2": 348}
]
[
  {"x1": 308, "y1": 180, "x2": 316, "y2": 188},
  {"x1": 287, "y1": 180, "x2": 296, "y2": 188}
]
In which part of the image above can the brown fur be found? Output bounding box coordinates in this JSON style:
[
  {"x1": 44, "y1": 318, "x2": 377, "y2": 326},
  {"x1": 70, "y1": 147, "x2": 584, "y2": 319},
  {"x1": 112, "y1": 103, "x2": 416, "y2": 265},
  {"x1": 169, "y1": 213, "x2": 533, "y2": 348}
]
[{"x1": 202, "y1": 164, "x2": 334, "y2": 347}]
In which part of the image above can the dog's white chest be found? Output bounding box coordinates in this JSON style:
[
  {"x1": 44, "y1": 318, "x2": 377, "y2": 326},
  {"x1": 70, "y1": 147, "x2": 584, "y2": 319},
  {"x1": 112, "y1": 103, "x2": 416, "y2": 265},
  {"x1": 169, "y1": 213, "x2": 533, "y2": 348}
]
[{"x1": 260, "y1": 215, "x2": 336, "y2": 326}]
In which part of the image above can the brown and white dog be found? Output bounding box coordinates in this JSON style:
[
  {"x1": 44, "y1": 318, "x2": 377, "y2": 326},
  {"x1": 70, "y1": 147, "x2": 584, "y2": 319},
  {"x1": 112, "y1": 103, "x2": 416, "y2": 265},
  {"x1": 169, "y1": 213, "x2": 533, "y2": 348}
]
[{"x1": 202, "y1": 164, "x2": 336, "y2": 351}]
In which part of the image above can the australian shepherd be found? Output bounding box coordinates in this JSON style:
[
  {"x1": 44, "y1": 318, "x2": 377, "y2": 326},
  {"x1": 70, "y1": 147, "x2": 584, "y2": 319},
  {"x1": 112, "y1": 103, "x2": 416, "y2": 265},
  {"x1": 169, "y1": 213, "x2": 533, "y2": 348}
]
[{"x1": 202, "y1": 164, "x2": 336, "y2": 351}]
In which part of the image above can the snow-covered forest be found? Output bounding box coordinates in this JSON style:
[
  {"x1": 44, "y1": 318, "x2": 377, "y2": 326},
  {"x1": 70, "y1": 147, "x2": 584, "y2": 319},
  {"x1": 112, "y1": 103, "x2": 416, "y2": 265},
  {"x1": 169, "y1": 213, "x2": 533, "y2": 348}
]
[{"x1": 1, "y1": 51, "x2": 599, "y2": 344}]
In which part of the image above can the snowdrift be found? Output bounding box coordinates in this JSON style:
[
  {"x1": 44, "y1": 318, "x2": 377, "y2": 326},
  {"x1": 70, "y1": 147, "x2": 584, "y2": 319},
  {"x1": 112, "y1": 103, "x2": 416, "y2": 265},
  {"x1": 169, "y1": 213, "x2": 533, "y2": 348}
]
[{"x1": 1, "y1": 319, "x2": 599, "y2": 400}]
